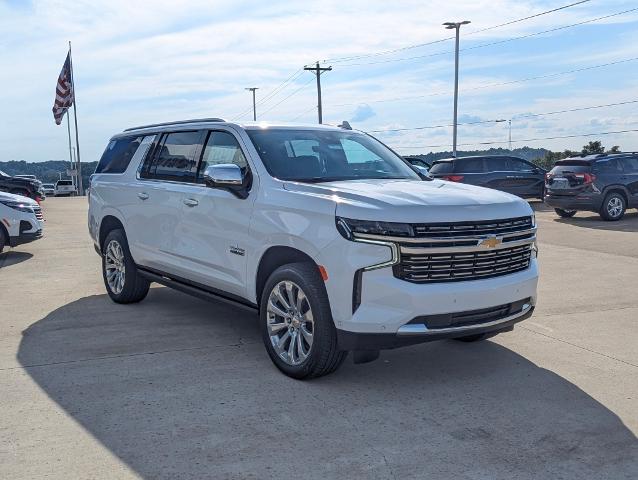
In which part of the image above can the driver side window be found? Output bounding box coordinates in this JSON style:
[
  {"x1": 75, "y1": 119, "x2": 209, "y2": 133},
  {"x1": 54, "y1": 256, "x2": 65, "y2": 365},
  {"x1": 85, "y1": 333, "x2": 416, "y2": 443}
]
[{"x1": 198, "y1": 131, "x2": 248, "y2": 182}]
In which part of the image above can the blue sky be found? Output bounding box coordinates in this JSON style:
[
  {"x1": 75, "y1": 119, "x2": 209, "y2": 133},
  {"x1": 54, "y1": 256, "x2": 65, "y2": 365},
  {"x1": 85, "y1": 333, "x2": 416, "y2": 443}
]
[{"x1": 1, "y1": 0, "x2": 638, "y2": 162}]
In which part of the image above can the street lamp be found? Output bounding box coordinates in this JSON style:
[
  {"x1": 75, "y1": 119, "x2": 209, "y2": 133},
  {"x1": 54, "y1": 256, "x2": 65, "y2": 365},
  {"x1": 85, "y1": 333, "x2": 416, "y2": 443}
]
[
  {"x1": 443, "y1": 20, "x2": 471, "y2": 157},
  {"x1": 245, "y1": 87, "x2": 258, "y2": 121}
]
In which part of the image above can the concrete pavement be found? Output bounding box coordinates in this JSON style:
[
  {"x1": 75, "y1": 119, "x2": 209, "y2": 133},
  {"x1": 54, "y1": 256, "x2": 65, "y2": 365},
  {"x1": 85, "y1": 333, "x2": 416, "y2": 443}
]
[{"x1": 1, "y1": 197, "x2": 636, "y2": 479}]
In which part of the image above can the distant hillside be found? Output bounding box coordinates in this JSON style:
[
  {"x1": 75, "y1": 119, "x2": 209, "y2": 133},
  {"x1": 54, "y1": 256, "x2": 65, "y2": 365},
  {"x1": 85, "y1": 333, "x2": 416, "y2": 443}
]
[
  {"x1": 403, "y1": 147, "x2": 550, "y2": 164},
  {"x1": 0, "y1": 160, "x2": 97, "y2": 189}
]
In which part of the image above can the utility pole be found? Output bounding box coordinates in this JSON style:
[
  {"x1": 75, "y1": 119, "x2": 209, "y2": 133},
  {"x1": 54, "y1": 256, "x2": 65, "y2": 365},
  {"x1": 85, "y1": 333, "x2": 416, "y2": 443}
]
[
  {"x1": 245, "y1": 87, "x2": 258, "y2": 121},
  {"x1": 508, "y1": 119, "x2": 512, "y2": 151},
  {"x1": 443, "y1": 21, "x2": 470, "y2": 157},
  {"x1": 304, "y1": 61, "x2": 332, "y2": 124}
]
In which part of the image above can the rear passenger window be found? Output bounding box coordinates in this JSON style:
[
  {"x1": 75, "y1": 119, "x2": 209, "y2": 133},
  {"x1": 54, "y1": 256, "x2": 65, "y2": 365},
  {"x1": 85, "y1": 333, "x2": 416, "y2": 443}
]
[
  {"x1": 429, "y1": 162, "x2": 453, "y2": 174},
  {"x1": 95, "y1": 136, "x2": 143, "y2": 173},
  {"x1": 456, "y1": 158, "x2": 485, "y2": 173},
  {"x1": 485, "y1": 157, "x2": 507, "y2": 171},
  {"x1": 198, "y1": 131, "x2": 247, "y2": 181},
  {"x1": 621, "y1": 157, "x2": 638, "y2": 173},
  {"x1": 145, "y1": 131, "x2": 201, "y2": 182},
  {"x1": 506, "y1": 158, "x2": 533, "y2": 172}
]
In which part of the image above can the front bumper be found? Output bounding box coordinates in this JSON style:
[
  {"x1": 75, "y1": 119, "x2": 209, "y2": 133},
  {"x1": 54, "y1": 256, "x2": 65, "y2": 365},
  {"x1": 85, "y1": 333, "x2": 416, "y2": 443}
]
[
  {"x1": 337, "y1": 303, "x2": 534, "y2": 350},
  {"x1": 9, "y1": 229, "x2": 43, "y2": 247}
]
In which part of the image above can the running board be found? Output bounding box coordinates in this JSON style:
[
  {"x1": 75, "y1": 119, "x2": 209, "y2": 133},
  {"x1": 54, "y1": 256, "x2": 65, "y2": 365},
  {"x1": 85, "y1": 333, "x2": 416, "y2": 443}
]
[{"x1": 137, "y1": 267, "x2": 258, "y2": 313}]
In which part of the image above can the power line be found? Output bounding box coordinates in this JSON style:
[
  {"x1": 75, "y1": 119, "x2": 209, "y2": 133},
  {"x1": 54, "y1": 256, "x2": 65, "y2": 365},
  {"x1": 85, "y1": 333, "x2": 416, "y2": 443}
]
[
  {"x1": 231, "y1": 68, "x2": 305, "y2": 120},
  {"x1": 369, "y1": 99, "x2": 638, "y2": 133},
  {"x1": 396, "y1": 128, "x2": 638, "y2": 149},
  {"x1": 323, "y1": 0, "x2": 591, "y2": 64},
  {"x1": 289, "y1": 105, "x2": 319, "y2": 122},
  {"x1": 336, "y1": 7, "x2": 638, "y2": 67},
  {"x1": 332, "y1": 56, "x2": 638, "y2": 107},
  {"x1": 259, "y1": 77, "x2": 316, "y2": 117}
]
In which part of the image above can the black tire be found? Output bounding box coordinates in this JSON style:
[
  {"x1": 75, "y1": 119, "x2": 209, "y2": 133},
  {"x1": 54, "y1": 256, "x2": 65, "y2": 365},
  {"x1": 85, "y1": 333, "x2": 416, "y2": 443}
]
[
  {"x1": 454, "y1": 333, "x2": 489, "y2": 343},
  {"x1": 554, "y1": 208, "x2": 577, "y2": 218},
  {"x1": 101, "y1": 229, "x2": 150, "y2": 304},
  {"x1": 599, "y1": 192, "x2": 626, "y2": 221},
  {"x1": 0, "y1": 226, "x2": 7, "y2": 253},
  {"x1": 260, "y1": 262, "x2": 347, "y2": 379}
]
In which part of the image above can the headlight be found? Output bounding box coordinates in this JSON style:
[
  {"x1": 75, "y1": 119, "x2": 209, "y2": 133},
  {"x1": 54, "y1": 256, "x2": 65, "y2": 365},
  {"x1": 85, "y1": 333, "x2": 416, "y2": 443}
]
[
  {"x1": 0, "y1": 199, "x2": 33, "y2": 213},
  {"x1": 336, "y1": 216, "x2": 413, "y2": 239}
]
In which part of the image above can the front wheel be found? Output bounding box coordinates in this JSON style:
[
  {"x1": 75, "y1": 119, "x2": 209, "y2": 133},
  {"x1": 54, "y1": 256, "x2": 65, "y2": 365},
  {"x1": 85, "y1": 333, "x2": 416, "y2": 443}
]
[
  {"x1": 555, "y1": 208, "x2": 576, "y2": 218},
  {"x1": 260, "y1": 263, "x2": 347, "y2": 379},
  {"x1": 102, "y1": 229, "x2": 150, "y2": 303}
]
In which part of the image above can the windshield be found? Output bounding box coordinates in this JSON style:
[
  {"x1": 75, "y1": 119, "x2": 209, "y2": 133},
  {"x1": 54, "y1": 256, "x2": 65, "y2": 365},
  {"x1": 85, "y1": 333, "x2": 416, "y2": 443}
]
[{"x1": 246, "y1": 128, "x2": 419, "y2": 182}]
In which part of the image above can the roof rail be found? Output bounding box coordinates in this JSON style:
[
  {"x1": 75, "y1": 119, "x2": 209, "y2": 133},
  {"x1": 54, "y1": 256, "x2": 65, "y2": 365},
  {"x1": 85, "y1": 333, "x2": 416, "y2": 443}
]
[{"x1": 124, "y1": 118, "x2": 226, "y2": 132}]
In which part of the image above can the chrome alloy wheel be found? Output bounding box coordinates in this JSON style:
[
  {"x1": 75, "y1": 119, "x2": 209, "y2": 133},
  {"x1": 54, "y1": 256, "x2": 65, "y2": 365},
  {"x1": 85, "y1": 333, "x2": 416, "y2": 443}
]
[
  {"x1": 266, "y1": 280, "x2": 314, "y2": 366},
  {"x1": 104, "y1": 239, "x2": 126, "y2": 295},
  {"x1": 607, "y1": 197, "x2": 623, "y2": 218}
]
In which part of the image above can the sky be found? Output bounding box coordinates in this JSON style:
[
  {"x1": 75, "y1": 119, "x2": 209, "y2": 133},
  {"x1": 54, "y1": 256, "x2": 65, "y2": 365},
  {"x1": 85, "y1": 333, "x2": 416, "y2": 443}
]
[{"x1": 1, "y1": 0, "x2": 638, "y2": 163}]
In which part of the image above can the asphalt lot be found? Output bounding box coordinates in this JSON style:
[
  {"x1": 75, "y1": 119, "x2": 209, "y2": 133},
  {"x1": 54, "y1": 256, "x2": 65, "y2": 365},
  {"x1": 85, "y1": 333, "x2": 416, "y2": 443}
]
[{"x1": 1, "y1": 197, "x2": 637, "y2": 479}]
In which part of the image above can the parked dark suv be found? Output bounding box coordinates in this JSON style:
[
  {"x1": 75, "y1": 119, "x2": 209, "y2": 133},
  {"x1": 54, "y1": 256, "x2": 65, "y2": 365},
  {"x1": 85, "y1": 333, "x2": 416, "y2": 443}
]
[
  {"x1": 0, "y1": 170, "x2": 44, "y2": 200},
  {"x1": 429, "y1": 155, "x2": 546, "y2": 199},
  {"x1": 544, "y1": 153, "x2": 638, "y2": 221}
]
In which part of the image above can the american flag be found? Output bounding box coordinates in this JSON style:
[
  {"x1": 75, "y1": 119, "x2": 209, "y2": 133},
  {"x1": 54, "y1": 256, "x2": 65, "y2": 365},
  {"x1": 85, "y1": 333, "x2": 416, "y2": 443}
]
[{"x1": 52, "y1": 52, "x2": 74, "y2": 125}]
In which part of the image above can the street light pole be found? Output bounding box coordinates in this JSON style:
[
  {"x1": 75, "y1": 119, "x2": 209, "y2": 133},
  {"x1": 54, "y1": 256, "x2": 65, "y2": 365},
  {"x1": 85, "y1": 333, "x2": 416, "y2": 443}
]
[
  {"x1": 443, "y1": 20, "x2": 470, "y2": 157},
  {"x1": 245, "y1": 87, "x2": 258, "y2": 121}
]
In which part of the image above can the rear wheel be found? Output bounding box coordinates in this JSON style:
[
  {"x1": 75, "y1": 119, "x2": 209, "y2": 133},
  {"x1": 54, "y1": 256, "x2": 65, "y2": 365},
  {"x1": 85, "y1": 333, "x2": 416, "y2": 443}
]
[
  {"x1": 102, "y1": 229, "x2": 150, "y2": 303},
  {"x1": 554, "y1": 208, "x2": 577, "y2": 218},
  {"x1": 0, "y1": 227, "x2": 7, "y2": 253},
  {"x1": 260, "y1": 263, "x2": 347, "y2": 379},
  {"x1": 599, "y1": 192, "x2": 626, "y2": 221}
]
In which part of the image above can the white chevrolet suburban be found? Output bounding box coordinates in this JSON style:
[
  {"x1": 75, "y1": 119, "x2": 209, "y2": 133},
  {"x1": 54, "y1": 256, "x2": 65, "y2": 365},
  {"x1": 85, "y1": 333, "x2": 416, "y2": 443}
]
[{"x1": 88, "y1": 119, "x2": 538, "y2": 379}]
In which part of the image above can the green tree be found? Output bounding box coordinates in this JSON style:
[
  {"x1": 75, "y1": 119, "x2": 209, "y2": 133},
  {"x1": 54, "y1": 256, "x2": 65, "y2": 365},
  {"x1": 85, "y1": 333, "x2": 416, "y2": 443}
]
[
  {"x1": 607, "y1": 145, "x2": 621, "y2": 153},
  {"x1": 582, "y1": 141, "x2": 604, "y2": 155}
]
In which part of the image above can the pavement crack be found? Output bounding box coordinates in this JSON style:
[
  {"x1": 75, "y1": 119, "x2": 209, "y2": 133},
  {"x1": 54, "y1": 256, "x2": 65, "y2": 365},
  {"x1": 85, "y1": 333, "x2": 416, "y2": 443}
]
[{"x1": 518, "y1": 326, "x2": 638, "y2": 369}]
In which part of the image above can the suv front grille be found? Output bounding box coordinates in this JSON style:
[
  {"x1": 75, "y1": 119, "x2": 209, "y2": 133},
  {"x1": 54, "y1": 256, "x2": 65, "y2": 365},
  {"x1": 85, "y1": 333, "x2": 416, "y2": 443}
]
[
  {"x1": 412, "y1": 216, "x2": 532, "y2": 238},
  {"x1": 394, "y1": 244, "x2": 532, "y2": 283},
  {"x1": 32, "y1": 206, "x2": 43, "y2": 220}
]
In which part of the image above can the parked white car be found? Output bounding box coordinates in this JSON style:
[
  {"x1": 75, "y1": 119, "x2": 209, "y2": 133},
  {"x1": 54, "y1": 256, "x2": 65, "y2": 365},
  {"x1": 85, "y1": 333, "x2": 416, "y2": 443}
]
[
  {"x1": 54, "y1": 179, "x2": 77, "y2": 196},
  {"x1": 42, "y1": 183, "x2": 56, "y2": 196},
  {"x1": 89, "y1": 119, "x2": 538, "y2": 378},
  {"x1": 0, "y1": 192, "x2": 44, "y2": 253}
]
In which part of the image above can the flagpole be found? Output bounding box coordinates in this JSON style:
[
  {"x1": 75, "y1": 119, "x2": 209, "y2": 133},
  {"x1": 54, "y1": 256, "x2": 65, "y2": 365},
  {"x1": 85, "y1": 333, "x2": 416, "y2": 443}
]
[
  {"x1": 68, "y1": 41, "x2": 83, "y2": 196},
  {"x1": 66, "y1": 112, "x2": 75, "y2": 189}
]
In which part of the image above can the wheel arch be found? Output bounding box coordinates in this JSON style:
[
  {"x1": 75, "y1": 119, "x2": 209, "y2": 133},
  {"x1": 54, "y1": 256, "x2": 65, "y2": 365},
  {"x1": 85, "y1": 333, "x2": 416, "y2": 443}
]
[
  {"x1": 98, "y1": 215, "x2": 126, "y2": 251},
  {"x1": 602, "y1": 185, "x2": 629, "y2": 203},
  {"x1": 255, "y1": 246, "x2": 318, "y2": 305}
]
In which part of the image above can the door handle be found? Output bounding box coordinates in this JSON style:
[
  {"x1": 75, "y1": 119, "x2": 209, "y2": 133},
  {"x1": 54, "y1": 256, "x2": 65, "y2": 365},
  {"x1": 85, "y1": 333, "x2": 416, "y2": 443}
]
[
  {"x1": 183, "y1": 198, "x2": 199, "y2": 207},
  {"x1": 137, "y1": 192, "x2": 149, "y2": 200}
]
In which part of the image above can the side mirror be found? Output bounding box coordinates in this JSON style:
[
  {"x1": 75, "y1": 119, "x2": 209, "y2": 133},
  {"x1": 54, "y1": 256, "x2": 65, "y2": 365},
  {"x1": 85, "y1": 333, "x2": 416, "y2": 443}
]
[{"x1": 202, "y1": 164, "x2": 249, "y2": 199}]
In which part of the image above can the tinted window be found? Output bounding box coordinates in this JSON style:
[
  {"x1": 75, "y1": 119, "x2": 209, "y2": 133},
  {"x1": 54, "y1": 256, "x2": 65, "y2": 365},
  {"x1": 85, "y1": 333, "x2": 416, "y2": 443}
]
[
  {"x1": 506, "y1": 158, "x2": 533, "y2": 172},
  {"x1": 96, "y1": 136, "x2": 143, "y2": 174},
  {"x1": 594, "y1": 159, "x2": 623, "y2": 174},
  {"x1": 429, "y1": 161, "x2": 453, "y2": 174},
  {"x1": 57, "y1": 180, "x2": 72, "y2": 186},
  {"x1": 198, "y1": 131, "x2": 248, "y2": 181},
  {"x1": 456, "y1": 158, "x2": 485, "y2": 173},
  {"x1": 146, "y1": 131, "x2": 201, "y2": 181},
  {"x1": 247, "y1": 129, "x2": 418, "y2": 182},
  {"x1": 620, "y1": 157, "x2": 638, "y2": 173},
  {"x1": 485, "y1": 157, "x2": 507, "y2": 171}
]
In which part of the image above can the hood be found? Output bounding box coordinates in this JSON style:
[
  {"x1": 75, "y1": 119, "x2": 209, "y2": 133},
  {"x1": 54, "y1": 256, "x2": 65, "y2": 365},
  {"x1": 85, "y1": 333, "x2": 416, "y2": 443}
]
[
  {"x1": 283, "y1": 179, "x2": 532, "y2": 223},
  {"x1": 0, "y1": 191, "x2": 38, "y2": 206}
]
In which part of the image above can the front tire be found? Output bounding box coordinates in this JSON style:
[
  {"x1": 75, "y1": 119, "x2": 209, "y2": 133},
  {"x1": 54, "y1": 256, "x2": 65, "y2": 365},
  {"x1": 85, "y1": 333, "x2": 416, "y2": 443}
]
[
  {"x1": 555, "y1": 208, "x2": 576, "y2": 218},
  {"x1": 599, "y1": 192, "x2": 626, "y2": 221},
  {"x1": 102, "y1": 229, "x2": 150, "y2": 304},
  {"x1": 260, "y1": 263, "x2": 347, "y2": 379}
]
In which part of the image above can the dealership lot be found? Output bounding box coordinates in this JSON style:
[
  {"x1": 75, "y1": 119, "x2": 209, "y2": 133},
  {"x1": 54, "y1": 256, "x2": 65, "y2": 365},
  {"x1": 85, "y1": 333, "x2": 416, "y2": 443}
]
[{"x1": 0, "y1": 198, "x2": 636, "y2": 479}]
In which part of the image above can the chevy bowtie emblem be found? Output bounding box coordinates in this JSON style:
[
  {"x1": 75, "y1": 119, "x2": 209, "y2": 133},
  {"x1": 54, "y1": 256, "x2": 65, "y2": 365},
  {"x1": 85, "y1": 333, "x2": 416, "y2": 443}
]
[{"x1": 479, "y1": 235, "x2": 502, "y2": 248}]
